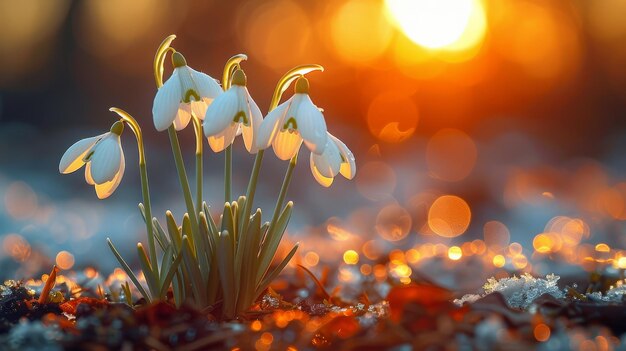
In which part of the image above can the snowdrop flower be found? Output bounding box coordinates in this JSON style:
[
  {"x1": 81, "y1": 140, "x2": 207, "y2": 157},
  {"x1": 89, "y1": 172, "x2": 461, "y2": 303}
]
[
  {"x1": 203, "y1": 69, "x2": 263, "y2": 153},
  {"x1": 59, "y1": 121, "x2": 125, "y2": 199},
  {"x1": 310, "y1": 133, "x2": 356, "y2": 187},
  {"x1": 256, "y1": 76, "x2": 327, "y2": 160},
  {"x1": 152, "y1": 52, "x2": 222, "y2": 131}
]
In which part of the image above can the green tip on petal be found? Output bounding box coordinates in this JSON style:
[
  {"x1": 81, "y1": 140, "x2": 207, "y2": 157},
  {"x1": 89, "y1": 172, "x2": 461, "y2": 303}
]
[
  {"x1": 295, "y1": 76, "x2": 309, "y2": 94},
  {"x1": 110, "y1": 120, "x2": 124, "y2": 135},
  {"x1": 231, "y1": 69, "x2": 247, "y2": 86},
  {"x1": 172, "y1": 52, "x2": 187, "y2": 68}
]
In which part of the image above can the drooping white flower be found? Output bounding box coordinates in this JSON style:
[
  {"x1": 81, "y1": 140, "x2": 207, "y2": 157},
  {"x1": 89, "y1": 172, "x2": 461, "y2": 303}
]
[
  {"x1": 59, "y1": 121, "x2": 125, "y2": 199},
  {"x1": 310, "y1": 133, "x2": 356, "y2": 187},
  {"x1": 256, "y1": 77, "x2": 328, "y2": 160},
  {"x1": 203, "y1": 69, "x2": 263, "y2": 153},
  {"x1": 152, "y1": 52, "x2": 222, "y2": 131}
]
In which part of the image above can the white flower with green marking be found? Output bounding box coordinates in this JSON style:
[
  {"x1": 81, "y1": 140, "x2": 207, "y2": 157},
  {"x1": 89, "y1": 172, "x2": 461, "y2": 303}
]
[
  {"x1": 203, "y1": 69, "x2": 263, "y2": 153},
  {"x1": 256, "y1": 76, "x2": 328, "y2": 160},
  {"x1": 152, "y1": 52, "x2": 222, "y2": 131},
  {"x1": 310, "y1": 132, "x2": 356, "y2": 187},
  {"x1": 59, "y1": 121, "x2": 125, "y2": 199}
]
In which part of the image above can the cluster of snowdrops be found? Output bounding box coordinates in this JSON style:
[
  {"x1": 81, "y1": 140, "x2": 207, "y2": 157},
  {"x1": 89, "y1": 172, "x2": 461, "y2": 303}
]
[{"x1": 56, "y1": 35, "x2": 355, "y2": 318}]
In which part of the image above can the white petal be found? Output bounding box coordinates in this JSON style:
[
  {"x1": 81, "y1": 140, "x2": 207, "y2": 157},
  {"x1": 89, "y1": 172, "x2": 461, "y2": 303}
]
[
  {"x1": 89, "y1": 134, "x2": 123, "y2": 184},
  {"x1": 85, "y1": 162, "x2": 95, "y2": 185},
  {"x1": 95, "y1": 151, "x2": 125, "y2": 199},
  {"x1": 329, "y1": 133, "x2": 356, "y2": 179},
  {"x1": 312, "y1": 138, "x2": 341, "y2": 178},
  {"x1": 272, "y1": 130, "x2": 302, "y2": 161},
  {"x1": 189, "y1": 67, "x2": 222, "y2": 99},
  {"x1": 207, "y1": 124, "x2": 238, "y2": 152},
  {"x1": 310, "y1": 153, "x2": 334, "y2": 187},
  {"x1": 153, "y1": 69, "x2": 182, "y2": 131},
  {"x1": 190, "y1": 99, "x2": 210, "y2": 120},
  {"x1": 203, "y1": 88, "x2": 239, "y2": 137},
  {"x1": 173, "y1": 104, "x2": 192, "y2": 131},
  {"x1": 59, "y1": 134, "x2": 104, "y2": 174},
  {"x1": 242, "y1": 90, "x2": 263, "y2": 153},
  {"x1": 294, "y1": 94, "x2": 327, "y2": 154},
  {"x1": 256, "y1": 97, "x2": 292, "y2": 150}
]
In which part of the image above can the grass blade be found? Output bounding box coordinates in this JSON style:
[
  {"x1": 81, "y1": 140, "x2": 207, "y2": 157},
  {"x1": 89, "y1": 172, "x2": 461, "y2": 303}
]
[
  {"x1": 137, "y1": 243, "x2": 160, "y2": 297},
  {"x1": 256, "y1": 243, "x2": 299, "y2": 298},
  {"x1": 107, "y1": 238, "x2": 150, "y2": 302}
]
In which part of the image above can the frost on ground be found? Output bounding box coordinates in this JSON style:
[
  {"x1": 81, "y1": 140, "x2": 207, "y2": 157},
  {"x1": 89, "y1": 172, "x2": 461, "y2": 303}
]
[
  {"x1": 587, "y1": 281, "x2": 626, "y2": 303},
  {"x1": 454, "y1": 273, "x2": 564, "y2": 309}
]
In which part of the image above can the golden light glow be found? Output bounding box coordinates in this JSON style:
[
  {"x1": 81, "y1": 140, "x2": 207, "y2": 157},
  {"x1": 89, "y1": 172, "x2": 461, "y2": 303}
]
[
  {"x1": 385, "y1": 0, "x2": 487, "y2": 51},
  {"x1": 343, "y1": 250, "x2": 359, "y2": 265},
  {"x1": 595, "y1": 243, "x2": 610, "y2": 253},
  {"x1": 330, "y1": 0, "x2": 393, "y2": 64},
  {"x1": 448, "y1": 246, "x2": 462, "y2": 260},
  {"x1": 617, "y1": 256, "x2": 626, "y2": 269},
  {"x1": 428, "y1": 195, "x2": 472, "y2": 237},
  {"x1": 492, "y1": 254, "x2": 505, "y2": 267},
  {"x1": 533, "y1": 233, "x2": 556, "y2": 254}
]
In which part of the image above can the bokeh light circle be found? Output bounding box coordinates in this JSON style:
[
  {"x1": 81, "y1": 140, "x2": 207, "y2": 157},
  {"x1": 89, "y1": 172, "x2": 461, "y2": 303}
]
[
  {"x1": 428, "y1": 195, "x2": 471, "y2": 237},
  {"x1": 426, "y1": 128, "x2": 477, "y2": 182},
  {"x1": 367, "y1": 92, "x2": 419, "y2": 143},
  {"x1": 375, "y1": 204, "x2": 412, "y2": 241},
  {"x1": 330, "y1": 0, "x2": 393, "y2": 64}
]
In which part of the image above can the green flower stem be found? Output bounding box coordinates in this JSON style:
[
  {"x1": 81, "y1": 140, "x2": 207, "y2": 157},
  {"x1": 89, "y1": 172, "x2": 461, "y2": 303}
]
[
  {"x1": 239, "y1": 150, "x2": 264, "y2": 234},
  {"x1": 240, "y1": 64, "x2": 324, "y2": 234},
  {"x1": 268, "y1": 154, "x2": 297, "y2": 233},
  {"x1": 167, "y1": 126, "x2": 200, "y2": 240},
  {"x1": 220, "y1": 55, "x2": 247, "y2": 205},
  {"x1": 224, "y1": 145, "x2": 232, "y2": 203},
  {"x1": 109, "y1": 108, "x2": 158, "y2": 271},
  {"x1": 191, "y1": 117, "x2": 203, "y2": 213}
]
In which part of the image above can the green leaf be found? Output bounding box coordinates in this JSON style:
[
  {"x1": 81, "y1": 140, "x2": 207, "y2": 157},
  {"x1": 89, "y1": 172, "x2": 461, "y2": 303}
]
[
  {"x1": 137, "y1": 243, "x2": 160, "y2": 297},
  {"x1": 122, "y1": 281, "x2": 133, "y2": 306},
  {"x1": 138, "y1": 203, "x2": 168, "y2": 250},
  {"x1": 196, "y1": 213, "x2": 212, "y2": 283},
  {"x1": 151, "y1": 217, "x2": 170, "y2": 250},
  {"x1": 216, "y1": 230, "x2": 236, "y2": 318},
  {"x1": 166, "y1": 211, "x2": 182, "y2": 251},
  {"x1": 256, "y1": 202, "x2": 293, "y2": 284},
  {"x1": 181, "y1": 235, "x2": 206, "y2": 307},
  {"x1": 107, "y1": 238, "x2": 151, "y2": 302},
  {"x1": 159, "y1": 245, "x2": 175, "y2": 283},
  {"x1": 256, "y1": 243, "x2": 299, "y2": 298},
  {"x1": 159, "y1": 247, "x2": 183, "y2": 299},
  {"x1": 236, "y1": 209, "x2": 262, "y2": 313},
  {"x1": 221, "y1": 203, "x2": 235, "y2": 244}
]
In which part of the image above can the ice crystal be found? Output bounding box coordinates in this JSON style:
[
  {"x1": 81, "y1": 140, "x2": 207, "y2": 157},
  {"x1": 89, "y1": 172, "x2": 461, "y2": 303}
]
[
  {"x1": 454, "y1": 273, "x2": 564, "y2": 309},
  {"x1": 586, "y1": 280, "x2": 626, "y2": 303}
]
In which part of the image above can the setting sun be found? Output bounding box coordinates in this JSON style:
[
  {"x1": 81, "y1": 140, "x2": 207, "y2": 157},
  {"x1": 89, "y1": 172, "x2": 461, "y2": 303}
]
[{"x1": 385, "y1": 0, "x2": 487, "y2": 51}]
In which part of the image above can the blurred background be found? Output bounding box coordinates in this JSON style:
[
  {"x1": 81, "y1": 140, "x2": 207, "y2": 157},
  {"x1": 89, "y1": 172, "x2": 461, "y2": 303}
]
[{"x1": 1, "y1": 0, "x2": 626, "y2": 291}]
